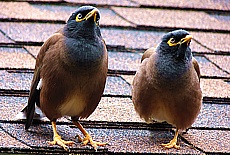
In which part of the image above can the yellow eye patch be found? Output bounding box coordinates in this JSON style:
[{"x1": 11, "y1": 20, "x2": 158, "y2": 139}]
[
  {"x1": 167, "y1": 38, "x2": 178, "y2": 46},
  {"x1": 167, "y1": 35, "x2": 193, "y2": 47},
  {"x1": 76, "y1": 13, "x2": 86, "y2": 22},
  {"x1": 75, "y1": 8, "x2": 99, "y2": 24}
]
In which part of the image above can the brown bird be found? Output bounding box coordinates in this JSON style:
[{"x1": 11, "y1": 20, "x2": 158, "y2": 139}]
[
  {"x1": 132, "y1": 30, "x2": 202, "y2": 149},
  {"x1": 22, "y1": 6, "x2": 108, "y2": 151}
]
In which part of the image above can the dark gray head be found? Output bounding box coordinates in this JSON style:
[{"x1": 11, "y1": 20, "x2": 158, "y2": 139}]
[
  {"x1": 158, "y1": 29, "x2": 193, "y2": 61},
  {"x1": 64, "y1": 6, "x2": 101, "y2": 38}
]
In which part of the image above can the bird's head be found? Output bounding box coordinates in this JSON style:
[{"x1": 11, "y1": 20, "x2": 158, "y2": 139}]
[
  {"x1": 65, "y1": 6, "x2": 101, "y2": 37},
  {"x1": 159, "y1": 29, "x2": 193, "y2": 60}
]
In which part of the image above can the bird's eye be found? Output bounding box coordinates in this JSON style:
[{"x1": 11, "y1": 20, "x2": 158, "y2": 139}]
[
  {"x1": 77, "y1": 13, "x2": 83, "y2": 19},
  {"x1": 170, "y1": 38, "x2": 176, "y2": 43},
  {"x1": 167, "y1": 37, "x2": 178, "y2": 46}
]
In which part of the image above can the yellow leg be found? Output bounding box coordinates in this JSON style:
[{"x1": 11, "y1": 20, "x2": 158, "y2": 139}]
[
  {"x1": 47, "y1": 121, "x2": 75, "y2": 151},
  {"x1": 161, "y1": 128, "x2": 180, "y2": 149},
  {"x1": 73, "y1": 121, "x2": 107, "y2": 151}
]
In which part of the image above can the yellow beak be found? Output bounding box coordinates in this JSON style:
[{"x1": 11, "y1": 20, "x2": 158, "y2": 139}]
[
  {"x1": 167, "y1": 34, "x2": 193, "y2": 47},
  {"x1": 76, "y1": 8, "x2": 99, "y2": 24},
  {"x1": 180, "y1": 35, "x2": 193, "y2": 45}
]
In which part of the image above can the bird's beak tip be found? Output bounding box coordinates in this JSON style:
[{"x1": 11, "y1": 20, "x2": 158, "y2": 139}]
[
  {"x1": 85, "y1": 8, "x2": 99, "y2": 21},
  {"x1": 181, "y1": 34, "x2": 193, "y2": 45},
  {"x1": 184, "y1": 34, "x2": 193, "y2": 41},
  {"x1": 186, "y1": 34, "x2": 193, "y2": 40},
  {"x1": 75, "y1": 8, "x2": 99, "y2": 24}
]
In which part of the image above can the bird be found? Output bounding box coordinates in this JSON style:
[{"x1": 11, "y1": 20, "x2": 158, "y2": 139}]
[
  {"x1": 132, "y1": 29, "x2": 202, "y2": 149},
  {"x1": 21, "y1": 5, "x2": 108, "y2": 151}
]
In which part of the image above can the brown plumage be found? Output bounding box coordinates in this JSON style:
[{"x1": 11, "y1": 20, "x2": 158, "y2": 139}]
[
  {"x1": 132, "y1": 30, "x2": 202, "y2": 149},
  {"x1": 141, "y1": 47, "x2": 156, "y2": 62},
  {"x1": 23, "y1": 6, "x2": 108, "y2": 151}
]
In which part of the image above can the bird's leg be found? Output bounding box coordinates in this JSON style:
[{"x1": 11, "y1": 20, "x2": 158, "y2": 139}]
[
  {"x1": 47, "y1": 121, "x2": 75, "y2": 151},
  {"x1": 182, "y1": 128, "x2": 190, "y2": 134},
  {"x1": 161, "y1": 128, "x2": 180, "y2": 149},
  {"x1": 73, "y1": 121, "x2": 107, "y2": 151}
]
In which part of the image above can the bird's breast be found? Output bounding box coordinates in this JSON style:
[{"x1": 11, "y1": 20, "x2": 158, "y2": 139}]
[
  {"x1": 58, "y1": 92, "x2": 85, "y2": 117},
  {"x1": 64, "y1": 37, "x2": 105, "y2": 68},
  {"x1": 155, "y1": 58, "x2": 191, "y2": 82}
]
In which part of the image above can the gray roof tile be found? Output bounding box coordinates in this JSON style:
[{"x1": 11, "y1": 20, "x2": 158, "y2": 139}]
[
  {"x1": 0, "y1": 70, "x2": 32, "y2": 91},
  {"x1": 0, "y1": 122, "x2": 202, "y2": 154},
  {"x1": 64, "y1": 0, "x2": 139, "y2": 7},
  {"x1": 112, "y1": 7, "x2": 230, "y2": 31},
  {"x1": 0, "y1": 129, "x2": 30, "y2": 148},
  {"x1": 206, "y1": 55, "x2": 230, "y2": 74},
  {"x1": 193, "y1": 103, "x2": 230, "y2": 128},
  {"x1": 120, "y1": 75, "x2": 134, "y2": 85},
  {"x1": 182, "y1": 129, "x2": 230, "y2": 153},
  {"x1": 108, "y1": 51, "x2": 141, "y2": 72},
  {"x1": 104, "y1": 76, "x2": 131, "y2": 96},
  {"x1": 192, "y1": 32, "x2": 230, "y2": 52},
  {"x1": 200, "y1": 79, "x2": 230, "y2": 98},
  {"x1": 194, "y1": 56, "x2": 229, "y2": 78},
  {"x1": 0, "y1": 2, "x2": 66, "y2": 21},
  {"x1": 0, "y1": 47, "x2": 35, "y2": 69},
  {"x1": 0, "y1": 22, "x2": 62, "y2": 42},
  {"x1": 0, "y1": 31, "x2": 14, "y2": 43},
  {"x1": 133, "y1": 0, "x2": 230, "y2": 11},
  {"x1": 0, "y1": 2, "x2": 133, "y2": 27},
  {"x1": 0, "y1": 96, "x2": 28, "y2": 121},
  {"x1": 86, "y1": 97, "x2": 142, "y2": 122}
]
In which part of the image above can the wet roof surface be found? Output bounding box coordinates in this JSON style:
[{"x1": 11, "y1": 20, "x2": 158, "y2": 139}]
[{"x1": 0, "y1": 0, "x2": 229, "y2": 154}]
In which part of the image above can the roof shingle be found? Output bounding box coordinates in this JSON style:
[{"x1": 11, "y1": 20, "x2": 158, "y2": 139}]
[{"x1": 0, "y1": 1, "x2": 229, "y2": 154}]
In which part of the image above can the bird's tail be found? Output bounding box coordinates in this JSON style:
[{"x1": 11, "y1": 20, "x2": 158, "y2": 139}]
[{"x1": 25, "y1": 89, "x2": 40, "y2": 130}]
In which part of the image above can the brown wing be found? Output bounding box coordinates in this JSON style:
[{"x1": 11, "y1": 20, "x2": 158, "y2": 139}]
[
  {"x1": 192, "y1": 57, "x2": 201, "y2": 82},
  {"x1": 132, "y1": 51, "x2": 159, "y2": 122},
  {"x1": 141, "y1": 47, "x2": 156, "y2": 62},
  {"x1": 25, "y1": 33, "x2": 64, "y2": 129}
]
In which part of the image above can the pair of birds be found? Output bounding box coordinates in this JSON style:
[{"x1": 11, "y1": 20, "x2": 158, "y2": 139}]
[{"x1": 20, "y1": 6, "x2": 202, "y2": 151}]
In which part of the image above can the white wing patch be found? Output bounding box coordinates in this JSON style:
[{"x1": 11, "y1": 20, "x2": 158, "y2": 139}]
[{"x1": 36, "y1": 79, "x2": 42, "y2": 90}]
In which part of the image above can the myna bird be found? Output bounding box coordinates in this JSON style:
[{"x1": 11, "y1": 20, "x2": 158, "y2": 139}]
[
  {"x1": 22, "y1": 6, "x2": 108, "y2": 151},
  {"x1": 132, "y1": 29, "x2": 202, "y2": 149}
]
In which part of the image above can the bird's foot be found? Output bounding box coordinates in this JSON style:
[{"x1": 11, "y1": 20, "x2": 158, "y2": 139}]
[
  {"x1": 77, "y1": 134, "x2": 107, "y2": 151},
  {"x1": 48, "y1": 135, "x2": 75, "y2": 151},
  {"x1": 161, "y1": 139, "x2": 180, "y2": 149}
]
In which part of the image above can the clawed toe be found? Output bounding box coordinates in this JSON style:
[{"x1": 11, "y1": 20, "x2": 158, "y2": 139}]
[
  {"x1": 161, "y1": 141, "x2": 180, "y2": 149},
  {"x1": 48, "y1": 134, "x2": 75, "y2": 151},
  {"x1": 77, "y1": 134, "x2": 108, "y2": 151}
]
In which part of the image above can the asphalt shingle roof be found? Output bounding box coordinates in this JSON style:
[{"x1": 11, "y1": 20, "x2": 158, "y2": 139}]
[{"x1": 0, "y1": 0, "x2": 229, "y2": 154}]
